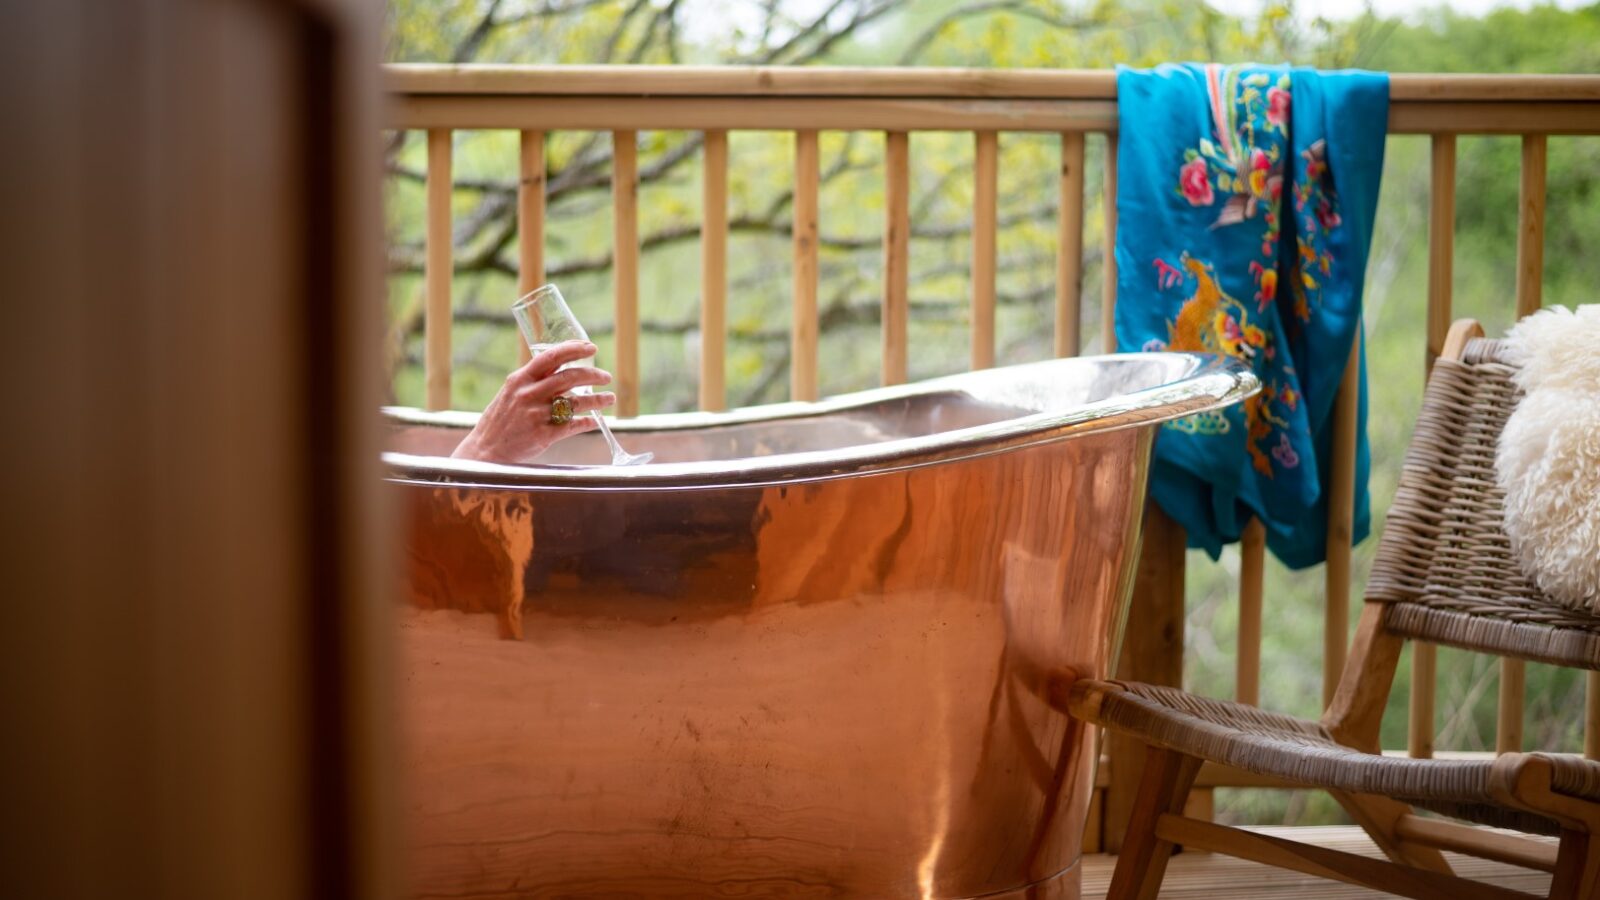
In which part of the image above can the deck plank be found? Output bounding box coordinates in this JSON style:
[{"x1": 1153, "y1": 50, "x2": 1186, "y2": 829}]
[{"x1": 1082, "y1": 825, "x2": 1553, "y2": 898}]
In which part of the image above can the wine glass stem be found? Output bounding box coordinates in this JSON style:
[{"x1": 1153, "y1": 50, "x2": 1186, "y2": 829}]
[{"x1": 593, "y1": 412, "x2": 627, "y2": 462}]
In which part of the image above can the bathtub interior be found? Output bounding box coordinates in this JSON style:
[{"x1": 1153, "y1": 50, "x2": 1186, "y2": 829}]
[{"x1": 385, "y1": 354, "x2": 1195, "y2": 467}]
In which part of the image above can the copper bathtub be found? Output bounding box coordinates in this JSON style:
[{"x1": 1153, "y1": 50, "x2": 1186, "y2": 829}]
[{"x1": 384, "y1": 353, "x2": 1255, "y2": 900}]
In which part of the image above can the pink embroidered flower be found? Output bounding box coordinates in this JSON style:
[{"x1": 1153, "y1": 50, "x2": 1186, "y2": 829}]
[
  {"x1": 1281, "y1": 386, "x2": 1299, "y2": 411},
  {"x1": 1271, "y1": 432, "x2": 1300, "y2": 468},
  {"x1": 1180, "y1": 157, "x2": 1213, "y2": 206},
  {"x1": 1248, "y1": 149, "x2": 1271, "y2": 198},
  {"x1": 1316, "y1": 197, "x2": 1342, "y2": 230},
  {"x1": 1267, "y1": 87, "x2": 1291, "y2": 127}
]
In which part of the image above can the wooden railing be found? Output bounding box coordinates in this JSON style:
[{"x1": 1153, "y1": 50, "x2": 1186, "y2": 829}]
[{"x1": 384, "y1": 64, "x2": 1600, "y2": 847}]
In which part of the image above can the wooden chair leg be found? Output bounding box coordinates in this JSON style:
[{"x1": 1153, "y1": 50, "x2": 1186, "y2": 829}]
[
  {"x1": 1550, "y1": 829, "x2": 1600, "y2": 900},
  {"x1": 1106, "y1": 746, "x2": 1203, "y2": 900},
  {"x1": 1331, "y1": 790, "x2": 1453, "y2": 874}
]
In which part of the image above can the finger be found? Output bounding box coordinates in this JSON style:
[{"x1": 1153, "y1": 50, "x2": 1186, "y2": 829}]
[
  {"x1": 519, "y1": 340, "x2": 597, "y2": 382},
  {"x1": 570, "y1": 391, "x2": 616, "y2": 414},
  {"x1": 529, "y1": 365, "x2": 612, "y2": 399},
  {"x1": 560, "y1": 415, "x2": 602, "y2": 437}
]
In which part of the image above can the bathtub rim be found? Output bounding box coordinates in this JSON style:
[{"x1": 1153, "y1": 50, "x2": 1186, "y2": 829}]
[{"x1": 382, "y1": 352, "x2": 1257, "y2": 491}]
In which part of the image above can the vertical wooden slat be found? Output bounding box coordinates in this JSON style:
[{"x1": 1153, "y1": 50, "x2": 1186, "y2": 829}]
[
  {"x1": 1409, "y1": 643, "x2": 1436, "y2": 758},
  {"x1": 1323, "y1": 333, "x2": 1361, "y2": 710},
  {"x1": 425, "y1": 128, "x2": 453, "y2": 411},
  {"x1": 1426, "y1": 135, "x2": 1456, "y2": 369},
  {"x1": 1515, "y1": 134, "x2": 1547, "y2": 319},
  {"x1": 1104, "y1": 505, "x2": 1185, "y2": 852},
  {"x1": 1497, "y1": 659, "x2": 1525, "y2": 754},
  {"x1": 792, "y1": 130, "x2": 820, "y2": 402},
  {"x1": 1412, "y1": 133, "x2": 1454, "y2": 758},
  {"x1": 1101, "y1": 133, "x2": 1119, "y2": 353},
  {"x1": 612, "y1": 130, "x2": 639, "y2": 417},
  {"x1": 516, "y1": 130, "x2": 546, "y2": 365},
  {"x1": 972, "y1": 130, "x2": 998, "y2": 370},
  {"x1": 700, "y1": 130, "x2": 728, "y2": 411},
  {"x1": 1237, "y1": 518, "x2": 1266, "y2": 707},
  {"x1": 1056, "y1": 132, "x2": 1086, "y2": 358},
  {"x1": 1496, "y1": 134, "x2": 1544, "y2": 757},
  {"x1": 1586, "y1": 672, "x2": 1600, "y2": 760},
  {"x1": 883, "y1": 130, "x2": 910, "y2": 385}
]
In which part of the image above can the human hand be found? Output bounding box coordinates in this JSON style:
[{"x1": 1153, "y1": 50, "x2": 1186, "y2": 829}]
[{"x1": 450, "y1": 340, "x2": 616, "y2": 464}]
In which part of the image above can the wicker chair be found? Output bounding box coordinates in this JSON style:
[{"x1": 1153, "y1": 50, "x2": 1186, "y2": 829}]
[{"x1": 1068, "y1": 319, "x2": 1600, "y2": 900}]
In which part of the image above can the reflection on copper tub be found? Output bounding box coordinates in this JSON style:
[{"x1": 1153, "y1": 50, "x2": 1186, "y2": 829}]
[{"x1": 385, "y1": 353, "x2": 1255, "y2": 900}]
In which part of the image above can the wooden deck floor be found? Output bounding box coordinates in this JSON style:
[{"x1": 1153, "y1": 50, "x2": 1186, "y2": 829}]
[{"x1": 1081, "y1": 825, "x2": 1554, "y2": 898}]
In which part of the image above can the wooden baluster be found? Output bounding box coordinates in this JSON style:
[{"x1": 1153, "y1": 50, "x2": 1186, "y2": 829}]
[
  {"x1": 1515, "y1": 133, "x2": 1547, "y2": 319},
  {"x1": 1587, "y1": 672, "x2": 1600, "y2": 760},
  {"x1": 972, "y1": 131, "x2": 998, "y2": 370},
  {"x1": 1056, "y1": 133, "x2": 1085, "y2": 358},
  {"x1": 1324, "y1": 333, "x2": 1360, "y2": 710},
  {"x1": 1101, "y1": 133, "x2": 1118, "y2": 353},
  {"x1": 1411, "y1": 133, "x2": 1455, "y2": 757},
  {"x1": 425, "y1": 128, "x2": 453, "y2": 411},
  {"x1": 613, "y1": 130, "x2": 639, "y2": 417},
  {"x1": 516, "y1": 130, "x2": 546, "y2": 365},
  {"x1": 1497, "y1": 659, "x2": 1525, "y2": 754},
  {"x1": 883, "y1": 131, "x2": 910, "y2": 385},
  {"x1": 701, "y1": 130, "x2": 728, "y2": 411},
  {"x1": 1409, "y1": 642, "x2": 1436, "y2": 759},
  {"x1": 1496, "y1": 133, "x2": 1545, "y2": 754},
  {"x1": 1425, "y1": 135, "x2": 1456, "y2": 370},
  {"x1": 1237, "y1": 518, "x2": 1266, "y2": 707},
  {"x1": 792, "y1": 130, "x2": 819, "y2": 402}
]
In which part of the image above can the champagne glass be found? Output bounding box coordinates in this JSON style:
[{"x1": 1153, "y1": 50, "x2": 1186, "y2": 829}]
[{"x1": 512, "y1": 284, "x2": 653, "y2": 466}]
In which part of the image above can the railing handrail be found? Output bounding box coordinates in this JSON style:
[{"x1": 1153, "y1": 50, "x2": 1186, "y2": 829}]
[
  {"x1": 386, "y1": 64, "x2": 1600, "y2": 102},
  {"x1": 384, "y1": 65, "x2": 1600, "y2": 135}
]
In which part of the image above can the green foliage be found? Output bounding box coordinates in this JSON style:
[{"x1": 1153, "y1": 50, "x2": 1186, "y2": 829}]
[{"x1": 384, "y1": 0, "x2": 1600, "y2": 826}]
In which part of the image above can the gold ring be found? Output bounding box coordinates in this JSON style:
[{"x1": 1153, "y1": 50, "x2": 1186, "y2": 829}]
[{"x1": 548, "y1": 395, "x2": 575, "y2": 426}]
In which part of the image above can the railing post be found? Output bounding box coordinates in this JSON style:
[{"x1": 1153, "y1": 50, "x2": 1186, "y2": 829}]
[
  {"x1": 1497, "y1": 132, "x2": 1546, "y2": 755},
  {"x1": 425, "y1": 128, "x2": 453, "y2": 411},
  {"x1": 1237, "y1": 519, "x2": 1266, "y2": 707},
  {"x1": 700, "y1": 130, "x2": 728, "y2": 411},
  {"x1": 1323, "y1": 333, "x2": 1361, "y2": 710},
  {"x1": 612, "y1": 130, "x2": 639, "y2": 416},
  {"x1": 792, "y1": 130, "x2": 820, "y2": 402},
  {"x1": 882, "y1": 131, "x2": 910, "y2": 386},
  {"x1": 1056, "y1": 133, "x2": 1086, "y2": 358},
  {"x1": 972, "y1": 131, "x2": 998, "y2": 370},
  {"x1": 1103, "y1": 504, "x2": 1186, "y2": 852},
  {"x1": 1411, "y1": 132, "x2": 1456, "y2": 758},
  {"x1": 516, "y1": 130, "x2": 545, "y2": 365},
  {"x1": 1100, "y1": 133, "x2": 1118, "y2": 353}
]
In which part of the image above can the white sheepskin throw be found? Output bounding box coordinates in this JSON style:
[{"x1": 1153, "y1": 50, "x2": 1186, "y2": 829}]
[{"x1": 1496, "y1": 304, "x2": 1600, "y2": 614}]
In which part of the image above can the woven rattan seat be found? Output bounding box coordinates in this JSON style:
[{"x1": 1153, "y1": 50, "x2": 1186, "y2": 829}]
[{"x1": 1069, "y1": 321, "x2": 1600, "y2": 899}]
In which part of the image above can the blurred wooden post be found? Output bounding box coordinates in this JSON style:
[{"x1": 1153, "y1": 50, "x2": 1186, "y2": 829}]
[
  {"x1": 2, "y1": 1, "x2": 393, "y2": 896},
  {"x1": 792, "y1": 130, "x2": 820, "y2": 402},
  {"x1": 883, "y1": 131, "x2": 910, "y2": 385},
  {"x1": 1104, "y1": 505, "x2": 1186, "y2": 852},
  {"x1": 1101, "y1": 133, "x2": 1119, "y2": 353},
  {"x1": 516, "y1": 130, "x2": 546, "y2": 365},
  {"x1": 1237, "y1": 519, "x2": 1266, "y2": 707},
  {"x1": 700, "y1": 130, "x2": 728, "y2": 410},
  {"x1": 972, "y1": 130, "x2": 998, "y2": 370},
  {"x1": 612, "y1": 130, "x2": 639, "y2": 416},
  {"x1": 1324, "y1": 334, "x2": 1361, "y2": 710},
  {"x1": 425, "y1": 128, "x2": 453, "y2": 410},
  {"x1": 1056, "y1": 133, "x2": 1086, "y2": 357}
]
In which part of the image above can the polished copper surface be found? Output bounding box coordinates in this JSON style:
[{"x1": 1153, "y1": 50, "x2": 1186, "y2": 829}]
[{"x1": 388, "y1": 354, "x2": 1254, "y2": 899}]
